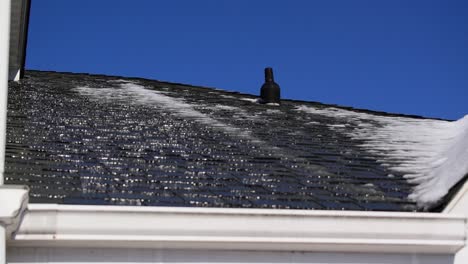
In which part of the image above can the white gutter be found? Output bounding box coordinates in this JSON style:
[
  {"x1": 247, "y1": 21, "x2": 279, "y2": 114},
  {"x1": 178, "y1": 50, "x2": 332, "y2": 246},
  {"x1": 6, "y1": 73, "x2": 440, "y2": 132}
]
[
  {"x1": 0, "y1": 0, "x2": 12, "y2": 186},
  {"x1": 11, "y1": 204, "x2": 466, "y2": 254}
]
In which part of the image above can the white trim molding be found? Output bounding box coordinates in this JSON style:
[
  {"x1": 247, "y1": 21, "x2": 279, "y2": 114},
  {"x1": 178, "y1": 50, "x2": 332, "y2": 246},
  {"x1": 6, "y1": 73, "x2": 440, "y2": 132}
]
[
  {"x1": 10, "y1": 204, "x2": 466, "y2": 254},
  {"x1": 0, "y1": 0, "x2": 12, "y2": 187},
  {"x1": 0, "y1": 185, "x2": 29, "y2": 235},
  {"x1": 0, "y1": 185, "x2": 28, "y2": 264}
]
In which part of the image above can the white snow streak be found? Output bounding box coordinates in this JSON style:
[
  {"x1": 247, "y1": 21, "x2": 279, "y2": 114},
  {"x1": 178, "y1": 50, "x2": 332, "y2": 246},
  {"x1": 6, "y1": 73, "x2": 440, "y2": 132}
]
[
  {"x1": 239, "y1": 97, "x2": 259, "y2": 103},
  {"x1": 75, "y1": 82, "x2": 254, "y2": 139},
  {"x1": 297, "y1": 105, "x2": 468, "y2": 209}
]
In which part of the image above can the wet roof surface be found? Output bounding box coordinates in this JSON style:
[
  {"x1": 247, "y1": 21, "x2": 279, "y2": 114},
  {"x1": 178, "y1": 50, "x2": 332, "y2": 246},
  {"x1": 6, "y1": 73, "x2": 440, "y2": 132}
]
[{"x1": 5, "y1": 71, "x2": 431, "y2": 211}]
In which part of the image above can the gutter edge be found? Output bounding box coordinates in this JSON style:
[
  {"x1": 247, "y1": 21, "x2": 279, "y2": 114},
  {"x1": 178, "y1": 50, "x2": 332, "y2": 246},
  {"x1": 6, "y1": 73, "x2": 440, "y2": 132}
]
[{"x1": 10, "y1": 203, "x2": 466, "y2": 254}]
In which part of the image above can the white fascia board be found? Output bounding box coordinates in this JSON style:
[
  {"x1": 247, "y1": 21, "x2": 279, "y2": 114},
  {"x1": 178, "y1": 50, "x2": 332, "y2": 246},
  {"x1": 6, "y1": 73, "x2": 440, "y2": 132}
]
[
  {"x1": 10, "y1": 204, "x2": 466, "y2": 254},
  {"x1": 0, "y1": 186, "x2": 29, "y2": 235}
]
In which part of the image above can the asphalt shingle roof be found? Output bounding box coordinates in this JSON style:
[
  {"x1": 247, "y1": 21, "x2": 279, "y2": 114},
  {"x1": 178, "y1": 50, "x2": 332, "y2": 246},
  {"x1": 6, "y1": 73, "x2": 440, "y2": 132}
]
[{"x1": 6, "y1": 70, "x2": 452, "y2": 211}]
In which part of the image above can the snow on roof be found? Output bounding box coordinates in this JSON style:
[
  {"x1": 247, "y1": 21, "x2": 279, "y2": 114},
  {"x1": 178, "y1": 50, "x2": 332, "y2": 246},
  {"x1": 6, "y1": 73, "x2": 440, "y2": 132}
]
[
  {"x1": 75, "y1": 82, "x2": 256, "y2": 140},
  {"x1": 8, "y1": 70, "x2": 441, "y2": 210},
  {"x1": 297, "y1": 105, "x2": 468, "y2": 209},
  {"x1": 76, "y1": 82, "x2": 468, "y2": 209}
]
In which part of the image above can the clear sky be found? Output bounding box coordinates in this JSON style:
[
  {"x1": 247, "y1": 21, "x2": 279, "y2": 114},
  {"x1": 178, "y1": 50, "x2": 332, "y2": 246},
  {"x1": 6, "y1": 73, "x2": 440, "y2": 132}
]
[{"x1": 26, "y1": 0, "x2": 467, "y2": 120}]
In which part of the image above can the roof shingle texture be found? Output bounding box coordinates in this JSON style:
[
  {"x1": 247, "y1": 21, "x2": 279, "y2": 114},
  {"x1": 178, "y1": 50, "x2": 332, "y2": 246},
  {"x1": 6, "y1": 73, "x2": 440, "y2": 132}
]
[{"x1": 5, "y1": 71, "x2": 423, "y2": 211}]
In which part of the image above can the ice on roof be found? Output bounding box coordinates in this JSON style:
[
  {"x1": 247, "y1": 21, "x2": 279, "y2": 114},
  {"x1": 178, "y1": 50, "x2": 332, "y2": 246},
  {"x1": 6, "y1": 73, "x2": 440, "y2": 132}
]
[{"x1": 297, "y1": 105, "x2": 468, "y2": 209}]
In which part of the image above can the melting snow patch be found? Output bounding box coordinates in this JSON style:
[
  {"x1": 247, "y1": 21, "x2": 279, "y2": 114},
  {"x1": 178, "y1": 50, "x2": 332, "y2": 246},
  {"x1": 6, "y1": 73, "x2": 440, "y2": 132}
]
[
  {"x1": 75, "y1": 83, "x2": 254, "y2": 139},
  {"x1": 297, "y1": 105, "x2": 468, "y2": 209},
  {"x1": 240, "y1": 97, "x2": 259, "y2": 103},
  {"x1": 210, "y1": 104, "x2": 240, "y2": 111}
]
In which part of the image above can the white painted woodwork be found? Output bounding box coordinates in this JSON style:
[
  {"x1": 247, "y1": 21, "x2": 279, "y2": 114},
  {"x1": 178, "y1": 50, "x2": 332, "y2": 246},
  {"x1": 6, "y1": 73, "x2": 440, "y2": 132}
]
[
  {"x1": 1, "y1": 0, "x2": 12, "y2": 187},
  {"x1": 0, "y1": 186, "x2": 29, "y2": 264},
  {"x1": 7, "y1": 204, "x2": 466, "y2": 259}
]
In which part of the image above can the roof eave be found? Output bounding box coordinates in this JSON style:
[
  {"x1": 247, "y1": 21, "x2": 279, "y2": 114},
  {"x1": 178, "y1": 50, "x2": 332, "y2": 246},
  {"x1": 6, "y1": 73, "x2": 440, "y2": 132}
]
[
  {"x1": 10, "y1": 204, "x2": 466, "y2": 254},
  {"x1": 9, "y1": 0, "x2": 30, "y2": 81}
]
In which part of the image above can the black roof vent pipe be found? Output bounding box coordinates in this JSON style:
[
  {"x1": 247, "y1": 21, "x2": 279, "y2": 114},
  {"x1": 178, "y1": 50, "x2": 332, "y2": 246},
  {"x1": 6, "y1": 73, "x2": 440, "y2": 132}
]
[{"x1": 260, "y1": 67, "x2": 281, "y2": 104}]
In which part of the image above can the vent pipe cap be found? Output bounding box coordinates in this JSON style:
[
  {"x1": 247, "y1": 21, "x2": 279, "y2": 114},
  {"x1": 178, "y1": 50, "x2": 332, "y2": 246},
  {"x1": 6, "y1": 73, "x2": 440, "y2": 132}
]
[{"x1": 260, "y1": 67, "x2": 281, "y2": 104}]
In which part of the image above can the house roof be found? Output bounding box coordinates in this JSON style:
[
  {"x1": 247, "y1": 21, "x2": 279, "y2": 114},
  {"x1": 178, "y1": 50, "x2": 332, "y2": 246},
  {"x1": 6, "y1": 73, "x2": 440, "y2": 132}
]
[{"x1": 5, "y1": 70, "x2": 467, "y2": 212}]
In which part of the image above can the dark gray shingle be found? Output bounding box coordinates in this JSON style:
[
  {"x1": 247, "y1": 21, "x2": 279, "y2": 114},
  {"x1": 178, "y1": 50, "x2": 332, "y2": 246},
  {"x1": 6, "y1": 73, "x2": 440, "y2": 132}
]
[{"x1": 6, "y1": 70, "x2": 433, "y2": 211}]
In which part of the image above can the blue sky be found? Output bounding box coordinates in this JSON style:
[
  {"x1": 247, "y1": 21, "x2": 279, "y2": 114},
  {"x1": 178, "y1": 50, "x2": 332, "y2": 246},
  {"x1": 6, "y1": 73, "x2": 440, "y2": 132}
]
[{"x1": 27, "y1": 0, "x2": 467, "y2": 120}]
